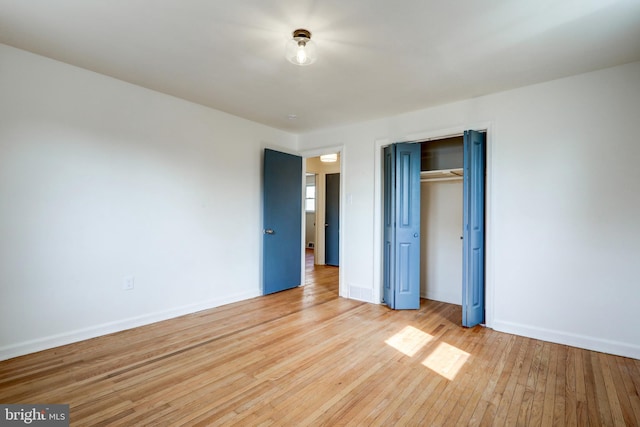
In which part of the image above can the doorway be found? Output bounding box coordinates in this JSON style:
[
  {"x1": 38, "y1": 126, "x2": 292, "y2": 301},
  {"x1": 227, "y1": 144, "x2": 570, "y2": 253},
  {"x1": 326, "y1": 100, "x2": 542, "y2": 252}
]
[
  {"x1": 379, "y1": 130, "x2": 487, "y2": 326},
  {"x1": 304, "y1": 154, "x2": 341, "y2": 267},
  {"x1": 302, "y1": 153, "x2": 341, "y2": 298},
  {"x1": 420, "y1": 136, "x2": 464, "y2": 305},
  {"x1": 262, "y1": 148, "x2": 343, "y2": 296}
]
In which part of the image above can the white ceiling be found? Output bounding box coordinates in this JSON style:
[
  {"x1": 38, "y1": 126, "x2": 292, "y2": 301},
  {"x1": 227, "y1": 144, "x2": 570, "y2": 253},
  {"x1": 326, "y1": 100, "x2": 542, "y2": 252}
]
[{"x1": 1, "y1": 0, "x2": 639, "y2": 133}]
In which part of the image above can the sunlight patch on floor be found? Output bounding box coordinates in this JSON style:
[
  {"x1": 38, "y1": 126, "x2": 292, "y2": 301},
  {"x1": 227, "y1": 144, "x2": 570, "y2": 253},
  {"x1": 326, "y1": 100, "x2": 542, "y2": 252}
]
[
  {"x1": 421, "y1": 342, "x2": 470, "y2": 380},
  {"x1": 384, "y1": 325, "x2": 433, "y2": 357}
]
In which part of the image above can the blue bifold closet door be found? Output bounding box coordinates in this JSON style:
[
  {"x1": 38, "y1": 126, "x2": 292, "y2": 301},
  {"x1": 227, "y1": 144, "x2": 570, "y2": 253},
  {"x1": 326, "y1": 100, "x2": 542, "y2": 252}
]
[
  {"x1": 383, "y1": 143, "x2": 421, "y2": 310},
  {"x1": 384, "y1": 132, "x2": 486, "y2": 323},
  {"x1": 462, "y1": 130, "x2": 486, "y2": 327}
]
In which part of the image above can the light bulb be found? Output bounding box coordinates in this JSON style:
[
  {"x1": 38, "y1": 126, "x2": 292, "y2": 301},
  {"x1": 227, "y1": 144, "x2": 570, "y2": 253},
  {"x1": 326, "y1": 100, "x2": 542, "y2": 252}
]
[
  {"x1": 286, "y1": 29, "x2": 317, "y2": 66},
  {"x1": 296, "y1": 44, "x2": 308, "y2": 64}
]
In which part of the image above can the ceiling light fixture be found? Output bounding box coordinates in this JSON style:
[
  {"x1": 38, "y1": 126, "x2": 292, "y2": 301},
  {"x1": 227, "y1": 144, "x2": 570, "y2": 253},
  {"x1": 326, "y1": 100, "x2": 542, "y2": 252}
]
[
  {"x1": 286, "y1": 29, "x2": 317, "y2": 66},
  {"x1": 320, "y1": 153, "x2": 337, "y2": 163}
]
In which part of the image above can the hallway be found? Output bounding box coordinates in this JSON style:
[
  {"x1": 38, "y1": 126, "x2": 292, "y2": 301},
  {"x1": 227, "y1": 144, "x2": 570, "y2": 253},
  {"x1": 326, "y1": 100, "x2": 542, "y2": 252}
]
[{"x1": 304, "y1": 248, "x2": 339, "y2": 294}]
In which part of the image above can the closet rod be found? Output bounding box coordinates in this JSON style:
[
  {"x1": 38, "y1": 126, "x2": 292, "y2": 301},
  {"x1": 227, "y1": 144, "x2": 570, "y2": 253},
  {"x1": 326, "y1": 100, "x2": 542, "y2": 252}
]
[{"x1": 420, "y1": 176, "x2": 463, "y2": 183}]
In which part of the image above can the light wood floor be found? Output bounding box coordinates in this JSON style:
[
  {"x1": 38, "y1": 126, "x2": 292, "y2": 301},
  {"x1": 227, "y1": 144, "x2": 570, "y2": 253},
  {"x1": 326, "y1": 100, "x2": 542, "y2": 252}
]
[{"x1": 1, "y1": 252, "x2": 639, "y2": 426}]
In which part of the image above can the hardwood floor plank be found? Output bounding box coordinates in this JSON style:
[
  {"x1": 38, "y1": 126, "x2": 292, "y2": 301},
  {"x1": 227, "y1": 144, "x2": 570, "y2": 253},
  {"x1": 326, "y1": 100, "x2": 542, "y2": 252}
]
[
  {"x1": 574, "y1": 347, "x2": 590, "y2": 426},
  {"x1": 416, "y1": 327, "x2": 487, "y2": 426},
  {"x1": 564, "y1": 346, "x2": 578, "y2": 427},
  {"x1": 541, "y1": 340, "x2": 559, "y2": 426},
  {"x1": 1, "y1": 257, "x2": 638, "y2": 426},
  {"x1": 617, "y1": 357, "x2": 640, "y2": 425},
  {"x1": 311, "y1": 365, "x2": 392, "y2": 426},
  {"x1": 382, "y1": 317, "x2": 463, "y2": 424},
  {"x1": 591, "y1": 351, "x2": 615, "y2": 425},
  {"x1": 553, "y1": 344, "x2": 567, "y2": 427},
  {"x1": 607, "y1": 355, "x2": 637, "y2": 426},
  {"x1": 490, "y1": 335, "x2": 530, "y2": 426},
  {"x1": 466, "y1": 333, "x2": 517, "y2": 425},
  {"x1": 443, "y1": 329, "x2": 504, "y2": 426},
  {"x1": 480, "y1": 335, "x2": 525, "y2": 425},
  {"x1": 517, "y1": 339, "x2": 545, "y2": 425},
  {"x1": 529, "y1": 341, "x2": 552, "y2": 426},
  {"x1": 583, "y1": 348, "x2": 603, "y2": 425},
  {"x1": 596, "y1": 352, "x2": 625, "y2": 426}
]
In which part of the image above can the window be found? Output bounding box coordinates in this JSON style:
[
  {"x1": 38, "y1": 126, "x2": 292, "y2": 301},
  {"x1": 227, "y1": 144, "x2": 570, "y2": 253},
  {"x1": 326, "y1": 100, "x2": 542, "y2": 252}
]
[{"x1": 305, "y1": 179, "x2": 316, "y2": 212}]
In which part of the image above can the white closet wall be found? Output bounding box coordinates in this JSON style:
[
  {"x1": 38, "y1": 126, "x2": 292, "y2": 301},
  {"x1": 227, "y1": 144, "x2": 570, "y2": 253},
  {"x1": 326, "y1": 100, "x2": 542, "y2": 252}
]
[{"x1": 420, "y1": 180, "x2": 463, "y2": 305}]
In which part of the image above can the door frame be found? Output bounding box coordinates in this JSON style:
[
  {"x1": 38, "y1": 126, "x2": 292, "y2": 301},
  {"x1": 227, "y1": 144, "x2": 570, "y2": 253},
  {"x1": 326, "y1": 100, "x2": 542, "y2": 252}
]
[
  {"x1": 300, "y1": 145, "x2": 346, "y2": 297},
  {"x1": 372, "y1": 124, "x2": 494, "y2": 328}
]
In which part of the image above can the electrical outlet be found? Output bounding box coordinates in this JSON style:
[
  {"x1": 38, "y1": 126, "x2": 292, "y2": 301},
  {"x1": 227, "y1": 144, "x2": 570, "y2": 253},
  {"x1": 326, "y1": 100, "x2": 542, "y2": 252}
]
[{"x1": 123, "y1": 276, "x2": 135, "y2": 291}]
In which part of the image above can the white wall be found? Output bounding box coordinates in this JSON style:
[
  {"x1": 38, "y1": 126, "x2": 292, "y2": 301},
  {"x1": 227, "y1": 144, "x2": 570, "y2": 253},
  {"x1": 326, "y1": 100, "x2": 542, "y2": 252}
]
[
  {"x1": 0, "y1": 44, "x2": 297, "y2": 360},
  {"x1": 420, "y1": 181, "x2": 463, "y2": 305},
  {"x1": 299, "y1": 61, "x2": 640, "y2": 359}
]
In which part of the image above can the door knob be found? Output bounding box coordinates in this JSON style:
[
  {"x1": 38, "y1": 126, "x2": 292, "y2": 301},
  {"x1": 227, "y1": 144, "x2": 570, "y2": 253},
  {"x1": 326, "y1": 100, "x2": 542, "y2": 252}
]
[
  {"x1": 264, "y1": 229, "x2": 275, "y2": 235},
  {"x1": 413, "y1": 233, "x2": 419, "y2": 238}
]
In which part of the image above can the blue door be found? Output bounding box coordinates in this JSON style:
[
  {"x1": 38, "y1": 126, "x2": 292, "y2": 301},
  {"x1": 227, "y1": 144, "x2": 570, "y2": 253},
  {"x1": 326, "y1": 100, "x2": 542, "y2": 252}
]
[
  {"x1": 325, "y1": 173, "x2": 340, "y2": 266},
  {"x1": 462, "y1": 131, "x2": 486, "y2": 327},
  {"x1": 263, "y1": 149, "x2": 302, "y2": 295},
  {"x1": 383, "y1": 143, "x2": 421, "y2": 309},
  {"x1": 383, "y1": 145, "x2": 396, "y2": 308}
]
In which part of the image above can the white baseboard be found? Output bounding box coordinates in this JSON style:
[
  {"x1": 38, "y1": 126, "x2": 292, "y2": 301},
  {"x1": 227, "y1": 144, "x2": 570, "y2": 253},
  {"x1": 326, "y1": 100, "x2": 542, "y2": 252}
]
[
  {"x1": 492, "y1": 319, "x2": 640, "y2": 360},
  {"x1": 0, "y1": 290, "x2": 260, "y2": 361},
  {"x1": 421, "y1": 291, "x2": 460, "y2": 306}
]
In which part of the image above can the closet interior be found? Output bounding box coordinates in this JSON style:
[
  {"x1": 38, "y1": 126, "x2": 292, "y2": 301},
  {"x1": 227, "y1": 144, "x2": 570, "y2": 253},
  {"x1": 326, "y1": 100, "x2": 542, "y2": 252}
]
[{"x1": 420, "y1": 136, "x2": 464, "y2": 305}]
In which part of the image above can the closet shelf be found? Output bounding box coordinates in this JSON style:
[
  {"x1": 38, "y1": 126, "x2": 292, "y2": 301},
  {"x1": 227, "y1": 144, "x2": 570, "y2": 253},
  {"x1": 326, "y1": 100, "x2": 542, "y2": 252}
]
[{"x1": 420, "y1": 168, "x2": 463, "y2": 182}]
